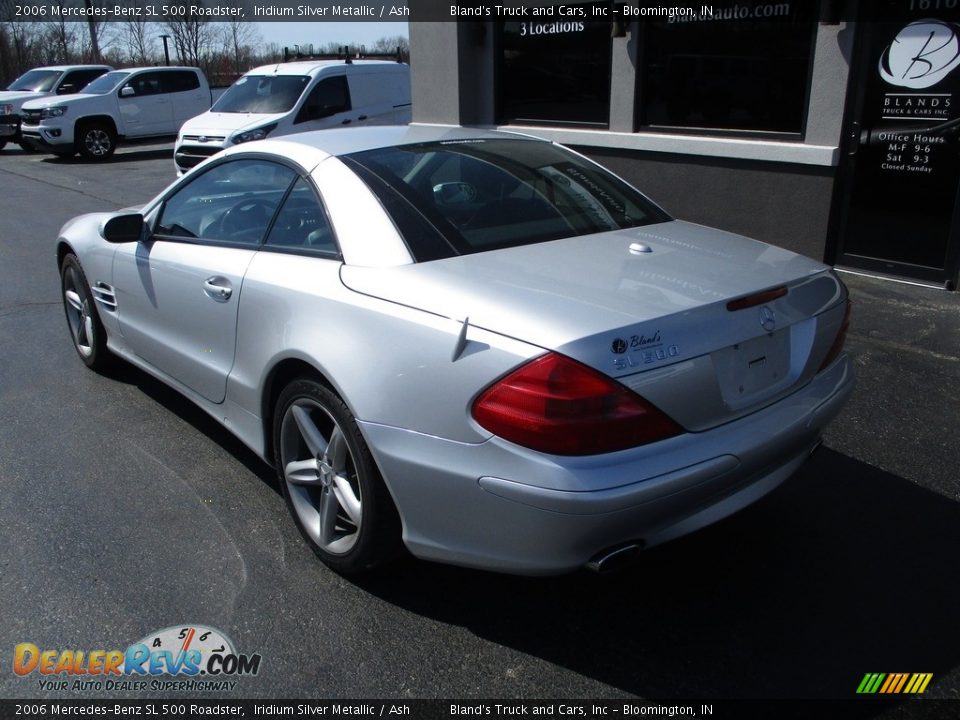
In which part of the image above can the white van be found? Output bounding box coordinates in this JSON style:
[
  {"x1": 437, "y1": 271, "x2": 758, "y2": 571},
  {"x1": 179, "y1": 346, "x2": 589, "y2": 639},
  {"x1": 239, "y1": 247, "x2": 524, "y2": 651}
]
[{"x1": 174, "y1": 58, "x2": 411, "y2": 174}]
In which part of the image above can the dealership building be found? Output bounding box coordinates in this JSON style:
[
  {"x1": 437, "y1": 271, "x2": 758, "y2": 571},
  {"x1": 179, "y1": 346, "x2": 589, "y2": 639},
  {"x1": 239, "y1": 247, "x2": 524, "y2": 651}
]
[{"x1": 409, "y1": 1, "x2": 960, "y2": 289}]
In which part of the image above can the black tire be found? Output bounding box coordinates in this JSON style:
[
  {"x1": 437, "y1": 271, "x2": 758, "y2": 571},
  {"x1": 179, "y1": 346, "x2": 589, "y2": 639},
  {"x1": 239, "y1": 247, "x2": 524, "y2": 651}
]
[
  {"x1": 0, "y1": 140, "x2": 6, "y2": 151},
  {"x1": 18, "y1": 141, "x2": 36, "y2": 153},
  {"x1": 273, "y1": 378, "x2": 401, "y2": 574},
  {"x1": 60, "y1": 253, "x2": 113, "y2": 371},
  {"x1": 76, "y1": 121, "x2": 116, "y2": 161}
]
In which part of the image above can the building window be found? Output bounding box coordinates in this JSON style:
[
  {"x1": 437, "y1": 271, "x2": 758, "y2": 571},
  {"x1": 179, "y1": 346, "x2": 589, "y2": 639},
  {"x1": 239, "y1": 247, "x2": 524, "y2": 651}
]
[
  {"x1": 498, "y1": 4, "x2": 612, "y2": 127},
  {"x1": 639, "y1": 1, "x2": 816, "y2": 135}
]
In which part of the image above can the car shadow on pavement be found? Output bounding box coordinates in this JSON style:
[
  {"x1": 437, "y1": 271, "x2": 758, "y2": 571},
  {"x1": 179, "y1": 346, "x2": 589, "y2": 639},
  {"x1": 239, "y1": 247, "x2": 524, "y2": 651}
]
[
  {"x1": 41, "y1": 147, "x2": 173, "y2": 164},
  {"x1": 102, "y1": 361, "x2": 281, "y2": 493},
  {"x1": 356, "y1": 448, "x2": 960, "y2": 701}
]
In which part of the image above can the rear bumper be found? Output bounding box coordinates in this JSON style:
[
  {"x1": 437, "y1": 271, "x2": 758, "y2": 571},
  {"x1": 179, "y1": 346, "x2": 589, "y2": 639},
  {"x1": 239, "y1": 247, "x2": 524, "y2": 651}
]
[{"x1": 359, "y1": 354, "x2": 854, "y2": 575}]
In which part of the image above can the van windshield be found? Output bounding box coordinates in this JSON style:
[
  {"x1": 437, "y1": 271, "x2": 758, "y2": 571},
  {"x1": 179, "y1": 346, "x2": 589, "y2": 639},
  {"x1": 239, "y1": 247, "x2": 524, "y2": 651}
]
[{"x1": 212, "y1": 75, "x2": 310, "y2": 113}]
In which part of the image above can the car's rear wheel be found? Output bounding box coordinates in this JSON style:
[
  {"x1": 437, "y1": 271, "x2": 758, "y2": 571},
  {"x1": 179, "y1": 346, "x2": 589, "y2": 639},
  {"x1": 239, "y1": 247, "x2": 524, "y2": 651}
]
[
  {"x1": 18, "y1": 141, "x2": 35, "y2": 153},
  {"x1": 76, "y1": 122, "x2": 116, "y2": 161},
  {"x1": 60, "y1": 253, "x2": 112, "y2": 371},
  {"x1": 274, "y1": 378, "x2": 400, "y2": 574}
]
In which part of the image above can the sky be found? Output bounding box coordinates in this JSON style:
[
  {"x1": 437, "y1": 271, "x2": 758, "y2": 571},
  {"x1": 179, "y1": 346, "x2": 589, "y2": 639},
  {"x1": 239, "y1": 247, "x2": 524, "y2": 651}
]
[{"x1": 253, "y1": 22, "x2": 408, "y2": 52}]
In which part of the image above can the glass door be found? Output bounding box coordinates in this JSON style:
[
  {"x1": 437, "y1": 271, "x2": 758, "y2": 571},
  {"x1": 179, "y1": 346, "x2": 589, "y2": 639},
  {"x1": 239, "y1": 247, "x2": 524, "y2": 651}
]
[{"x1": 833, "y1": 3, "x2": 960, "y2": 288}]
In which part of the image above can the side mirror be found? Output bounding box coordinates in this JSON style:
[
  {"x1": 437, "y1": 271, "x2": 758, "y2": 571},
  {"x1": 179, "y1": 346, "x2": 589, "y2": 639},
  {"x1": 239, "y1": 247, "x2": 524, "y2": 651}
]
[
  {"x1": 120, "y1": 86, "x2": 135, "y2": 98},
  {"x1": 100, "y1": 212, "x2": 145, "y2": 243},
  {"x1": 56, "y1": 83, "x2": 75, "y2": 95}
]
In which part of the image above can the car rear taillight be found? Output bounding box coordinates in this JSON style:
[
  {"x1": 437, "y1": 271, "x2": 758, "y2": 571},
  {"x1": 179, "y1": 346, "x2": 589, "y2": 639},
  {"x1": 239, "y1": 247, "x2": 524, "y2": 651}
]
[
  {"x1": 818, "y1": 300, "x2": 851, "y2": 372},
  {"x1": 472, "y1": 353, "x2": 682, "y2": 456}
]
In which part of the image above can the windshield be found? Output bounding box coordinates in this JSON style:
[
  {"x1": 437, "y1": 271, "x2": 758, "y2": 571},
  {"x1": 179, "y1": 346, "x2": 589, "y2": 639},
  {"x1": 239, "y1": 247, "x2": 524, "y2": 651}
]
[
  {"x1": 212, "y1": 75, "x2": 310, "y2": 114},
  {"x1": 8, "y1": 70, "x2": 61, "y2": 92},
  {"x1": 344, "y1": 139, "x2": 670, "y2": 262},
  {"x1": 82, "y1": 71, "x2": 130, "y2": 95}
]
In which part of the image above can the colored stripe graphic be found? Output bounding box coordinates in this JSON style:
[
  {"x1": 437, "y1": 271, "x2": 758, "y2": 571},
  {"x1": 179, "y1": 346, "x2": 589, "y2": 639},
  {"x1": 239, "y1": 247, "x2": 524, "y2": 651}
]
[{"x1": 857, "y1": 672, "x2": 932, "y2": 694}]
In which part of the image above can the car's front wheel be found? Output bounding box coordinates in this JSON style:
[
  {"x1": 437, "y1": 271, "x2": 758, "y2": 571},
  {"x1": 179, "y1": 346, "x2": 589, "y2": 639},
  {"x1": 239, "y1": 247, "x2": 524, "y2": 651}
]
[
  {"x1": 76, "y1": 121, "x2": 116, "y2": 161},
  {"x1": 274, "y1": 378, "x2": 401, "y2": 574},
  {"x1": 60, "y1": 253, "x2": 112, "y2": 371}
]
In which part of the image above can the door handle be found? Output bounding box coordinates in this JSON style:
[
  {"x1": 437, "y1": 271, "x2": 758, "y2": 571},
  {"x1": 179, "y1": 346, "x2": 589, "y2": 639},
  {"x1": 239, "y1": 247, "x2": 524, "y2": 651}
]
[
  {"x1": 358, "y1": 115, "x2": 368, "y2": 121},
  {"x1": 341, "y1": 119, "x2": 352, "y2": 125},
  {"x1": 847, "y1": 121, "x2": 862, "y2": 157},
  {"x1": 203, "y1": 277, "x2": 232, "y2": 302}
]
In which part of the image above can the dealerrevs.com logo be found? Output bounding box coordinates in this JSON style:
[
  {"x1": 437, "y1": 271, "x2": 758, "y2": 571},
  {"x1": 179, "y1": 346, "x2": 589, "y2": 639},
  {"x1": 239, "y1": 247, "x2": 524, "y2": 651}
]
[{"x1": 13, "y1": 625, "x2": 262, "y2": 692}]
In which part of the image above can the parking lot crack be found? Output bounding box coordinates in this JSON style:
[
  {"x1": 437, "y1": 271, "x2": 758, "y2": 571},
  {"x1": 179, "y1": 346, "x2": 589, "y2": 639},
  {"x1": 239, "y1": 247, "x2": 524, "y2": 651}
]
[
  {"x1": 0, "y1": 165, "x2": 118, "y2": 205},
  {"x1": 0, "y1": 301, "x2": 59, "y2": 319}
]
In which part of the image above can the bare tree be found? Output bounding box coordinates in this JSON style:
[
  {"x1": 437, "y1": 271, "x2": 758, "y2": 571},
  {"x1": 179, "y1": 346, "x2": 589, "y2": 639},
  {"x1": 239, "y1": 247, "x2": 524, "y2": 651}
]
[
  {"x1": 121, "y1": 21, "x2": 156, "y2": 64},
  {"x1": 0, "y1": 5, "x2": 40, "y2": 81},
  {"x1": 219, "y1": 19, "x2": 259, "y2": 76},
  {"x1": 370, "y1": 35, "x2": 409, "y2": 61},
  {"x1": 43, "y1": 6, "x2": 76, "y2": 64},
  {"x1": 163, "y1": 3, "x2": 217, "y2": 69}
]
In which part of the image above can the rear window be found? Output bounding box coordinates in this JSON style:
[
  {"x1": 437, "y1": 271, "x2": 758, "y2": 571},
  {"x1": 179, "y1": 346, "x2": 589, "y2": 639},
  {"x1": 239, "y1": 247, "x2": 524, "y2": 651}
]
[{"x1": 343, "y1": 139, "x2": 669, "y2": 261}]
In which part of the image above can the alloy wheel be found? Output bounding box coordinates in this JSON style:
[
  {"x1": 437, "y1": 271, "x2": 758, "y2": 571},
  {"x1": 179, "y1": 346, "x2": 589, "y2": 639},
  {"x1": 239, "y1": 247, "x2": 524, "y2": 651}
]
[
  {"x1": 63, "y1": 266, "x2": 95, "y2": 358},
  {"x1": 279, "y1": 399, "x2": 364, "y2": 555}
]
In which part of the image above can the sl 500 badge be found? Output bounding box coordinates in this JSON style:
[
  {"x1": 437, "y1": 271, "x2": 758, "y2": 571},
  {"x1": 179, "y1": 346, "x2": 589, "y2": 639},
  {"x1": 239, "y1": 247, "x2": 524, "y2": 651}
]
[{"x1": 613, "y1": 345, "x2": 680, "y2": 369}]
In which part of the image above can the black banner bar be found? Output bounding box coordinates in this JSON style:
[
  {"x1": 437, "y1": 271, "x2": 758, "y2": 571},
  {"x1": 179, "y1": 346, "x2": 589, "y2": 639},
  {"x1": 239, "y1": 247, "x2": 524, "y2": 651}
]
[
  {"x1": 0, "y1": 699, "x2": 958, "y2": 720},
  {"x1": 0, "y1": 0, "x2": 926, "y2": 24}
]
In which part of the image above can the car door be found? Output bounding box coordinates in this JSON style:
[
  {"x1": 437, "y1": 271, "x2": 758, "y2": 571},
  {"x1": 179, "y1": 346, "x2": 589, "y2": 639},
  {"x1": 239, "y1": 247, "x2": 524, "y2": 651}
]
[
  {"x1": 118, "y1": 71, "x2": 173, "y2": 136},
  {"x1": 112, "y1": 158, "x2": 297, "y2": 403},
  {"x1": 163, "y1": 70, "x2": 208, "y2": 128},
  {"x1": 292, "y1": 73, "x2": 352, "y2": 130}
]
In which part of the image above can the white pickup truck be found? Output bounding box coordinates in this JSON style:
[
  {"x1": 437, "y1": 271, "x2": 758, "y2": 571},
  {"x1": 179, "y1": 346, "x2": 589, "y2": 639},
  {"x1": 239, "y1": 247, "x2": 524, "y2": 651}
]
[
  {"x1": 21, "y1": 66, "x2": 210, "y2": 160},
  {"x1": 0, "y1": 65, "x2": 112, "y2": 152}
]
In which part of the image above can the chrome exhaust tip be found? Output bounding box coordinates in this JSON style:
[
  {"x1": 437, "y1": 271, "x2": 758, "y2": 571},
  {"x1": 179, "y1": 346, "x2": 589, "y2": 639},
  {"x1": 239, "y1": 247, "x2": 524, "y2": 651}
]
[{"x1": 586, "y1": 542, "x2": 644, "y2": 574}]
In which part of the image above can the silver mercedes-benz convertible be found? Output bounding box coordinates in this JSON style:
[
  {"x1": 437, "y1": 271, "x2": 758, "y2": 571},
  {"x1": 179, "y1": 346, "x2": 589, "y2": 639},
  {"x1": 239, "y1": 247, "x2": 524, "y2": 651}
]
[{"x1": 57, "y1": 126, "x2": 853, "y2": 575}]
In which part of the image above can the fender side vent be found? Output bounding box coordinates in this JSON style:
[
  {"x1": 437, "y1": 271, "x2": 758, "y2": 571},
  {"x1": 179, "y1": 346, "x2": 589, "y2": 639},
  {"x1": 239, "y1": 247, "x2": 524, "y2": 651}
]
[{"x1": 92, "y1": 282, "x2": 117, "y2": 311}]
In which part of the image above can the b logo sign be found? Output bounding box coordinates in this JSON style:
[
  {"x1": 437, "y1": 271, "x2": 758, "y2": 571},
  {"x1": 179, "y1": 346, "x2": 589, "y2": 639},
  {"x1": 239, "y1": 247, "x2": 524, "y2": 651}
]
[{"x1": 880, "y1": 20, "x2": 960, "y2": 89}]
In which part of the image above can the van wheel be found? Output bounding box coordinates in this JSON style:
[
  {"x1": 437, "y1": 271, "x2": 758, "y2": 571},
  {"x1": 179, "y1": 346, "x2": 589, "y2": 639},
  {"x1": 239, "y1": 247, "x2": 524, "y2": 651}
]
[{"x1": 77, "y1": 122, "x2": 116, "y2": 161}]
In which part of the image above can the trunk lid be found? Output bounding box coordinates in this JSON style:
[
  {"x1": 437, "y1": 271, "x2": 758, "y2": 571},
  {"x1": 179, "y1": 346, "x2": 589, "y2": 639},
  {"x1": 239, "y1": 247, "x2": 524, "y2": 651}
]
[{"x1": 340, "y1": 220, "x2": 846, "y2": 429}]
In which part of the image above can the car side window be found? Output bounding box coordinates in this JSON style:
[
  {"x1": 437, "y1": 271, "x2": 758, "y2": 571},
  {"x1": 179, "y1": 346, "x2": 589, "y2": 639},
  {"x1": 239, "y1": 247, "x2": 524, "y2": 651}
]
[
  {"x1": 123, "y1": 72, "x2": 164, "y2": 97},
  {"x1": 295, "y1": 76, "x2": 350, "y2": 124},
  {"x1": 156, "y1": 160, "x2": 297, "y2": 246},
  {"x1": 163, "y1": 71, "x2": 200, "y2": 93},
  {"x1": 58, "y1": 69, "x2": 105, "y2": 94},
  {"x1": 264, "y1": 177, "x2": 337, "y2": 254}
]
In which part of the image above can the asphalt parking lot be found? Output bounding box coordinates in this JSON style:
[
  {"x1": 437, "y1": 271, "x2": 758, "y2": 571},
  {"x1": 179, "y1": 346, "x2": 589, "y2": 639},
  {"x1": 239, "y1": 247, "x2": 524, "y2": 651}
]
[{"x1": 0, "y1": 142, "x2": 958, "y2": 706}]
